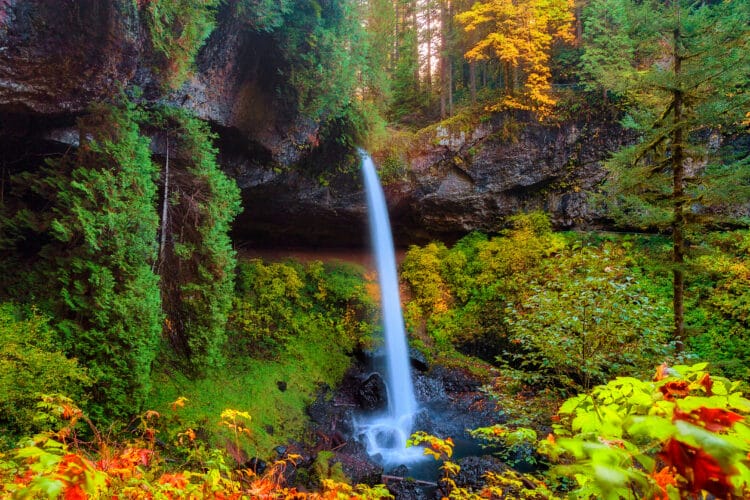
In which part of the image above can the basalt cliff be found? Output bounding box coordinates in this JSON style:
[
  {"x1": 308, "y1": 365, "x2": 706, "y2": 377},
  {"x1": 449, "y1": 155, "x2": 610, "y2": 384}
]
[{"x1": 0, "y1": 0, "x2": 627, "y2": 246}]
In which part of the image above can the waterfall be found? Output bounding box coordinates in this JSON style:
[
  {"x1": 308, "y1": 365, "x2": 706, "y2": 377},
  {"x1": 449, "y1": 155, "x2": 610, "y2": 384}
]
[{"x1": 358, "y1": 149, "x2": 422, "y2": 465}]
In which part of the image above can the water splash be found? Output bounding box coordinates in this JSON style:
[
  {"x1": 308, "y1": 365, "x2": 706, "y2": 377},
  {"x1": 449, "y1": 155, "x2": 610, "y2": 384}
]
[{"x1": 358, "y1": 149, "x2": 422, "y2": 465}]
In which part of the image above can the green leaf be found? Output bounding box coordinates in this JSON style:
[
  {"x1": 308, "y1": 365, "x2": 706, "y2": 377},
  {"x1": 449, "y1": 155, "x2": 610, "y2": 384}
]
[{"x1": 593, "y1": 463, "x2": 627, "y2": 487}]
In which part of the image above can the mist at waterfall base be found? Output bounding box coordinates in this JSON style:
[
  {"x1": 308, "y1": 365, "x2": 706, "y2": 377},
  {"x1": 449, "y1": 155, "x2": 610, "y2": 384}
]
[{"x1": 356, "y1": 150, "x2": 425, "y2": 469}]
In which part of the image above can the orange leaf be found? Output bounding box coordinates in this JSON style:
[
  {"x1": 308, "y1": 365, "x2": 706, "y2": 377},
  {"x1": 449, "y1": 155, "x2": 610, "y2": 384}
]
[
  {"x1": 654, "y1": 362, "x2": 670, "y2": 381},
  {"x1": 63, "y1": 484, "x2": 87, "y2": 500},
  {"x1": 650, "y1": 466, "x2": 678, "y2": 500}
]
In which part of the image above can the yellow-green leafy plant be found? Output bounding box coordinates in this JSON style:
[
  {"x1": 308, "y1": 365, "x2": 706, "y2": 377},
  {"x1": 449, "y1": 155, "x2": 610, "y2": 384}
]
[{"x1": 545, "y1": 363, "x2": 750, "y2": 499}]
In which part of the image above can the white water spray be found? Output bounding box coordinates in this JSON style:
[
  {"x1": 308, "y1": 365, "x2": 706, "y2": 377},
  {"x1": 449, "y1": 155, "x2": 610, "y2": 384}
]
[{"x1": 358, "y1": 150, "x2": 422, "y2": 465}]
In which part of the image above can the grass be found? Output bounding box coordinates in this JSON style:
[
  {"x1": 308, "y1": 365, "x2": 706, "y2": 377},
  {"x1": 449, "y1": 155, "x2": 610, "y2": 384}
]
[{"x1": 147, "y1": 316, "x2": 354, "y2": 459}]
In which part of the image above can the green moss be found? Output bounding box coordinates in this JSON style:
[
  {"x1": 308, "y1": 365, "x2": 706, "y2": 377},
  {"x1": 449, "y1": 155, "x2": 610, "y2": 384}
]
[
  {"x1": 148, "y1": 325, "x2": 352, "y2": 457},
  {"x1": 147, "y1": 258, "x2": 374, "y2": 458}
]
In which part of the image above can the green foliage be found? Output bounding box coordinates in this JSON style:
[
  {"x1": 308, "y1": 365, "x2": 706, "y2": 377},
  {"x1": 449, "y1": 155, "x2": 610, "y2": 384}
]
[
  {"x1": 402, "y1": 214, "x2": 674, "y2": 392},
  {"x1": 141, "y1": 0, "x2": 220, "y2": 89},
  {"x1": 470, "y1": 424, "x2": 539, "y2": 468},
  {"x1": 503, "y1": 240, "x2": 673, "y2": 390},
  {"x1": 147, "y1": 258, "x2": 373, "y2": 457},
  {"x1": 546, "y1": 363, "x2": 750, "y2": 499},
  {"x1": 585, "y1": 0, "x2": 750, "y2": 309},
  {"x1": 155, "y1": 107, "x2": 241, "y2": 372},
  {"x1": 687, "y1": 231, "x2": 750, "y2": 380},
  {"x1": 231, "y1": 259, "x2": 374, "y2": 357},
  {"x1": 0, "y1": 304, "x2": 89, "y2": 440},
  {"x1": 312, "y1": 450, "x2": 349, "y2": 486},
  {"x1": 1, "y1": 100, "x2": 163, "y2": 422}
]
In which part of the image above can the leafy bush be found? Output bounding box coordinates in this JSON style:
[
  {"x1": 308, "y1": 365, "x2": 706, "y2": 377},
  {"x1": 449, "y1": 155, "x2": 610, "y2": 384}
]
[
  {"x1": 688, "y1": 231, "x2": 750, "y2": 380},
  {"x1": 230, "y1": 259, "x2": 374, "y2": 357},
  {"x1": 0, "y1": 304, "x2": 89, "y2": 440},
  {"x1": 0, "y1": 398, "x2": 392, "y2": 498},
  {"x1": 502, "y1": 241, "x2": 673, "y2": 390},
  {"x1": 546, "y1": 363, "x2": 750, "y2": 499}
]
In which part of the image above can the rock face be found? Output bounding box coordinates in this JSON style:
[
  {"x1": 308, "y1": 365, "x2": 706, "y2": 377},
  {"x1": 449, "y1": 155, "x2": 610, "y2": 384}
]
[
  {"x1": 0, "y1": 1, "x2": 628, "y2": 246},
  {"x1": 0, "y1": 0, "x2": 316, "y2": 167},
  {"x1": 231, "y1": 114, "x2": 629, "y2": 246}
]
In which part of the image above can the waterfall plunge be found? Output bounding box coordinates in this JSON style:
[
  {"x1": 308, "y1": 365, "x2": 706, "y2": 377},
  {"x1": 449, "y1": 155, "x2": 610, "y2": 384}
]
[{"x1": 358, "y1": 150, "x2": 423, "y2": 466}]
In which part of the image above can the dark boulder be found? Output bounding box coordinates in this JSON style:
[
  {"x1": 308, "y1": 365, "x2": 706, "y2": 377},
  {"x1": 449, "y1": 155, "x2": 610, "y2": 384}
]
[
  {"x1": 387, "y1": 478, "x2": 433, "y2": 500},
  {"x1": 409, "y1": 348, "x2": 429, "y2": 372},
  {"x1": 452, "y1": 455, "x2": 506, "y2": 493},
  {"x1": 355, "y1": 373, "x2": 388, "y2": 411}
]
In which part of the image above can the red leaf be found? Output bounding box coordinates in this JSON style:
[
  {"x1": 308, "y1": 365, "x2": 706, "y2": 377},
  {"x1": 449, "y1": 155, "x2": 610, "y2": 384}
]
[
  {"x1": 659, "y1": 380, "x2": 690, "y2": 400},
  {"x1": 672, "y1": 407, "x2": 744, "y2": 432},
  {"x1": 697, "y1": 373, "x2": 714, "y2": 395},
  {"x1": 63, "y1": 484, "x2": 87, "y2": 500},
  {"x1": 660, "y1": 438, "x2": 737, "y2": 498}
]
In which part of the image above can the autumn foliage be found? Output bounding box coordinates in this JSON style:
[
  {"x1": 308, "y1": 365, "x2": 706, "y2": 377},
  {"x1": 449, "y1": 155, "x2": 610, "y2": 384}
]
[
  {"x1": 547, "y1": 363, "x2": 750, "y2": 499},
  {"x1": 457, "y1": 0, "x2": 575, "y2": 118},
  {"x1": 0, "y1": 396, "x2": 392, "y2": 499}
]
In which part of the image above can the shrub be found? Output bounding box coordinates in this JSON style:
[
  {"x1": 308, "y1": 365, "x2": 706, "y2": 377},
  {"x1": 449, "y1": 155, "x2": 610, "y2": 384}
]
[
  {"x1": 0, "y1": 304, "x2": 89, "y2": 440},
  {"x1": 2, "y1": 100, "x2": 164, "y2": 422},
  {"x1": 502, "y1": 241, "x2": 673, "y2": 390},
  {"x1": 546, "y1": 363, "x2": 750, "y2": 499},
  {"x1": 154, "y1": 107, "x2": 241, "y2": 371},
  {"x1": 141, "y1": 0, "x2": 220, "y2": 89}
]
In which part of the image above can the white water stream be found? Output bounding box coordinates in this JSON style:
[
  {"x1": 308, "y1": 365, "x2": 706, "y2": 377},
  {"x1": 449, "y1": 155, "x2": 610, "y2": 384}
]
[{"x1": 357, "y1": 150, "x2": 423, "y2": 466}]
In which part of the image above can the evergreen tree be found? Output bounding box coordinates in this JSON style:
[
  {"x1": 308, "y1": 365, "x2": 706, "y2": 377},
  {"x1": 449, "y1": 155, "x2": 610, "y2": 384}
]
[
  {"x1": 3, "y1": 101, "x2": 163, "y2": 421},
  {"x1": 584, "y1": 0, "x2": 750, "y2": 342},
  {"x1": 154, "y1": 108, "x2": 241, "y2": 372},
  {"x1": 141, "y1": 0, "x2": 221, "y2": 89}
]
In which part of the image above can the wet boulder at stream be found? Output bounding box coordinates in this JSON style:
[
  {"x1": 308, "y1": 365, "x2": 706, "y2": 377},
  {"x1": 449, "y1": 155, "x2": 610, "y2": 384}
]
[{"x1": 304, "y1": 358, "x2": 504, "y2": 498}]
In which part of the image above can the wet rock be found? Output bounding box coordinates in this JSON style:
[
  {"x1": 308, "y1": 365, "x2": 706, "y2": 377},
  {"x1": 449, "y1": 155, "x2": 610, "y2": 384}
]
[
  {"x1": 0, "y1": 0, "x2": 141, "y2": 114},
  {"x1": 389, "y1": 464, "x2": 409, "y2": 477},
  {"x1": 231, "y1": 113, "x2": 631, "y2": 246},
  {"x1": 355, "y1": 373, "x2": 387, "y2": 411},
  {"x1": 387, "y1": 478, "x2": 433, "y2": 500},
  {"x1": 433, "y1": 366, "x2": 481, "y2": 393},
  {"x1": 409, "y1": 348, "x2": 429, "y2": 372},
  {"x1": 453, "y1": 455, "x2": 506, "y2": 492},
  {"x1": 331, "y1": 450, "x2": 383, "y2": 486},
  {"x1": 242, "y1": 457, "x2": 267, "y2": 475},
  {"x1": 0, "y1": 1, "x2": 318, "y2": 169}
]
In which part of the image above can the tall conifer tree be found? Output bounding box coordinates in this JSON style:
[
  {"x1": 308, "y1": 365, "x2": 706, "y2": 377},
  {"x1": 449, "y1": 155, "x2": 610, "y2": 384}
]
[{"x1": 583, "y1": 0, "x2": 750, "y2": 342}]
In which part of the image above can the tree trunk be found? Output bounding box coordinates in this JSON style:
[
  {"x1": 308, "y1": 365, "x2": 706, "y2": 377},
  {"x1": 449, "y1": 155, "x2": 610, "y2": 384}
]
[
  {"x1": 439, "y1": 0, "x2": 449, "y2": 118},
  {"x1": 426, "y1": 1, "x2": 432, "y2": 92},
  {"x1": 672, "y1": 15, "x2": 685, "y2": 347},
  {"x1": 447, "y1": 0, "x2": 453, "y2": 116},
  {"x1": 412, "y1": 0, "x2": 420, "y2": 95},
  {"x1": 469, "y1": 60, "x2": 477, "y2": 103},
  {"x1": 159, "y1": 136, "x2": 170, "y2": 263}
]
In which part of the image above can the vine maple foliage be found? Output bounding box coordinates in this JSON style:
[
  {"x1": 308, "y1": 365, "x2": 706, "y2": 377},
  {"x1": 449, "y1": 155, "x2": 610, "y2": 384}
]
[{"x1": 547, "y1": 363, "x2": 750, "y2": 498}]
